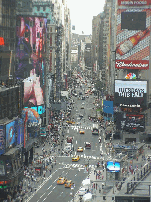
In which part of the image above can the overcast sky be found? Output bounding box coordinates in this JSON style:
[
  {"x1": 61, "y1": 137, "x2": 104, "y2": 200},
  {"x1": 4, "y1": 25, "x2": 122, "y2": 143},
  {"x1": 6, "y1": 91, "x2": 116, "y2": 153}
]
[{"x1": 66, "y1": 0, "x2": 106, "y2": 35}]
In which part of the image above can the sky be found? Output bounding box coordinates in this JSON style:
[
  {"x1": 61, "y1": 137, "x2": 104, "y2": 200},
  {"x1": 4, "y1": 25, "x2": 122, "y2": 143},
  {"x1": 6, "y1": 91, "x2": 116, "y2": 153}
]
[{"x1": 66, "y1": 0, "x2": 106, "y2": 35}]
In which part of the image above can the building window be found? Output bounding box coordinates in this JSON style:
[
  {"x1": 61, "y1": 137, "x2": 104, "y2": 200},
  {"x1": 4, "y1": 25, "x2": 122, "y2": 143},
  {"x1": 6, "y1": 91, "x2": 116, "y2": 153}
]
[
  {"x1": 47, "y1": 19, "x2": 50, "y2": 24},
  {"x1": 40, "y1": 21, "x2": 42, "y2": 27},
  {"x1": 37, "y1": 32, "x2": 40, "y2": 38},
  {"x1": 20, "y1": 44, "x2": 24, "y2": 50},
  {"x1": 29, "y1": 21, "x2": 33, "y2": 27},
  {"x1": 37, "y1": 7, "x2": 40, "y2": 11},
  {"x1": 33, "y1": 44, "x2": 36, "y2": 50},
  {"x1": 43, "y1": 6, "x2": 46, "y2": 11}
]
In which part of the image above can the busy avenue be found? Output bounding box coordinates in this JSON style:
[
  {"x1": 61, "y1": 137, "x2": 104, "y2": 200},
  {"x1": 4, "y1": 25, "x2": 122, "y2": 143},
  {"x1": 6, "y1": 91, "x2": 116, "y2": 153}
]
[{"x1": 23, "y1": 75, "x2": 107, "y2": 202}]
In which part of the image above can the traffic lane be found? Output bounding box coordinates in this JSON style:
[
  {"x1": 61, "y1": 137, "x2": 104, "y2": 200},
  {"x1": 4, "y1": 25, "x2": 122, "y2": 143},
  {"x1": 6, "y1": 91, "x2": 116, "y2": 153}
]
[
  {"x1": 29, "y1": 167, "x2": 87, "y2": 202},
  {"x1": 71, "y1": 128, "x2": 101, "y2": 157}
]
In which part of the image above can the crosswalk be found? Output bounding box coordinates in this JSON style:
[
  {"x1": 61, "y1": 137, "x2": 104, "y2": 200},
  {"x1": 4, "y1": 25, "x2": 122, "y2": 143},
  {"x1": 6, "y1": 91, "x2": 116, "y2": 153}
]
[
  {"x1": 70, "y1": 125, "x2": 92, "y2": 130},
  {"x1": 58, "y1": 162, "x2": 96, "y2": 169},
  {"x1": 58, "y1": 154, "x2": 100, "y2": 160}
]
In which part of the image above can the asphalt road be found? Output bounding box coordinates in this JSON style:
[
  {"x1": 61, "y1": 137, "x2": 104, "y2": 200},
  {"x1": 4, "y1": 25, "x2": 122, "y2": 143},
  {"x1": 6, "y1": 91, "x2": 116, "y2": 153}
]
[{"x1": 26, "y1": 80, "x2": 105, "y2": 202}]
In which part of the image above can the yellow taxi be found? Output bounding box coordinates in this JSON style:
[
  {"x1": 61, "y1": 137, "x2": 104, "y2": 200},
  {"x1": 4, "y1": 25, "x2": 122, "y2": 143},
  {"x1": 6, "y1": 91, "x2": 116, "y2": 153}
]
[
  {"x1": 64, "y1": 180, "x2": 73, "y2": 188},
  {"x1": 79, "y1": 130, "x2": 85, "y2": 134},
  {"x1": 57, "y1": 177, "x2": 67, "y2": 185},
  {"x1": 66, "y1": 120, "x2": 75, "y2": 124},
  {"x1": 72, "y1": 155, "x2": 80, "y2": 162},
  {"x1": 77, "y1": 147, "x2": 83, "y2": 152}
]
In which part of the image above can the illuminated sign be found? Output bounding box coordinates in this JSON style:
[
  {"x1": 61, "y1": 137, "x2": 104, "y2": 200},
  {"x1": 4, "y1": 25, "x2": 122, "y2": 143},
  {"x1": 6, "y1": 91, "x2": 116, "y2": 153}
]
[
  {"x1": 125, "y1": 73, "x2": 136, "y2": 79},
  {"x1": 0, "y1": 37, "x2": 4, "y2": 46},
  {"x1": 118, "y1": 0, "x2": 151, "y2": 6},
  {"x1": 114, "y1": 80, "x2": 147, "y2": 107}
]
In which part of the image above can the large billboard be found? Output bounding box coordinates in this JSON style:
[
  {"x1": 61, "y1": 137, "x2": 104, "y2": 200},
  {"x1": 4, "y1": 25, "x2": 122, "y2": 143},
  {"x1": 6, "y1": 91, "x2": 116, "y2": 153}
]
[
  {"x1": 103, "y1": 100, "x2": 114, "y2": 115},
  {"x1": 16, "y1": 16, "x2": 47, "y2": 106},
  {"x1": 114, "y1": 80, "x2": 147, "y2": 108},
  {"x1": 115, "y1": 8, "x2": 151, "y2": 69},
  {"x1": 6, "y1": 121, "x2": 16, "y2": 148},
  {"x1": 124, "y1": 114, "x2": 145, "y2": 132}
]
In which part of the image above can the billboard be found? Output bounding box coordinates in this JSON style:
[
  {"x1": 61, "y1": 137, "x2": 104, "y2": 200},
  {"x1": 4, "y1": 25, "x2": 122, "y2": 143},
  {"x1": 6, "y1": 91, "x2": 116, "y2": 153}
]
[
  {"x1": 114, "y1": 80, "x2": 147, "y2": 107},
  {"x1": 115, "y1": 9, "x2": 151, "y2": 69},
  {"x1": 16, "y1": 119, "x2": 24, "y2": 145},
  {"x1": 106, "y1": 161, "x2": 120, "y2": 172},
  {"x1": 118, "y1": 0, "x2": 151, "y2": 6},
  {"x1": 124, "y1": 114, "x2": 145, "y2": 132},
  {"x1": 0, "y1": 125, "x2": 5, "y2": 155},
  {"x1": 16, "y1": 16, "x2": 47, "y2": 106},
  {"x1": 103, "y1": 101, "x2": 114, "y2": 115},
  {"x1": 6, "y1": 121, "x2": 16, "y2": 148}
]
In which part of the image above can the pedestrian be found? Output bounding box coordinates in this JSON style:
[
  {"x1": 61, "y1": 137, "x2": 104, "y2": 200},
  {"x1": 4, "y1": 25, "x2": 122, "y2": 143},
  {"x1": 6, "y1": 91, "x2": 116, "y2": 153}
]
[
  {"x1": 49, "y1": 169, "x2": 51, "y2": 175},
  {"x1": 96, "y1": 183, "x2": 97, "y2": 190},
  {"x1": 102, "y1": 175, "x2": 104, "y2": 180},
  {"x1": 99, "y1": 187, "x2": 101, "y2": 193}
]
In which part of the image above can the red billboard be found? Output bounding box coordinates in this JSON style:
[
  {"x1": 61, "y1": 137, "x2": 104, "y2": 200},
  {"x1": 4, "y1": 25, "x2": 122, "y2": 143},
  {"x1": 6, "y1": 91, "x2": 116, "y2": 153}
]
[
  {"x1": 118, "y1": 0, "x2": 151, "y2": 6},
  {"x1": 115, "y1": 9, "x2": 151, "y2": 69}
]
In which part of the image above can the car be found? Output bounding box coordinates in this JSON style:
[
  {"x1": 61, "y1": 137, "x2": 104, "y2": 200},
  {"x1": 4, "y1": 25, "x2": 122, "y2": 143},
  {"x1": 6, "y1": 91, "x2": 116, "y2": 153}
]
[
  {"x1": 79, "y1": 114, "x2": 83, "y2": 118},
  {"x1": 57, "y1": 177, "x2": 67, "y2": 185},
  {"x1": 64, "y1": 180, "x2": 73, "y2": 188},
  {"x1": 66, "y1": 120, "x2": 75, "y2": 124},
  {"x1": 85, "y1": 142, "x2": 91, "y2": 149},
  {"x1": 67, "y1": 137, "x2": 73, "y2": 143},
  {"x1": 77, "y1": 147, "x2": 83, "y2": 152},
  {"x1": 86, "y1": 95, "x2": 89, "y2": 98},
  {"x1": 79, "y1": 130, "x2": 85, "y2": 134},
  {"x1": 74, "y1": 93, "x2": 77, "y2": 97},
  {"x1": 72, "y1": 155, "x2": 80, "y2": 162},
  {"x1": 81, "y1": 106, "x2": 84, "y2": 109},
  {"x1": 98, "y1": 137, "x2": 101, "y2": 143},
  {"x1": 78, "y1": 187, "x2": 87, "y2": 196}
]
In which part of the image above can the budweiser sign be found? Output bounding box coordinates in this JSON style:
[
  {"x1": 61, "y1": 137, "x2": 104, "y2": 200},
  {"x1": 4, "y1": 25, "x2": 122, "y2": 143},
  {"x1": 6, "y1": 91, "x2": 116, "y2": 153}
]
[
  {"x1": 115, "y1": 60, "x2": 149, "y2": 69},
  {"x1": 118, "y1": 0, "x2": 151, "y2": 6}
]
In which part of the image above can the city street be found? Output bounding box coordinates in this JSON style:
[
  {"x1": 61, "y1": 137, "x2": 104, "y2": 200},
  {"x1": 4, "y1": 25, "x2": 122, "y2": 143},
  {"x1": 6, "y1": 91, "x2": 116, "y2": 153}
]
[{"x1": 24, "y1": 78, "x2": 106, "y2": 202}]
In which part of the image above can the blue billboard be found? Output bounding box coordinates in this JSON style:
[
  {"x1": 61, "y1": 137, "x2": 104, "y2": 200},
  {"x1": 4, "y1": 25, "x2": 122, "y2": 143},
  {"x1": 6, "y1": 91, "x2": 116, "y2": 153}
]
[
  {"x1": 107, "y1": 161, "x2": 120, "y2": 172},
  {"x1": 103, "y1": 101, "x2": 114, "y2": 115},
  {"x1": 6, "y1": 121, "x2": 16, "y2": 148},
  {"x1": 0, "y1": 125, "x2": 5, "y2": 155},
  {"x1": 16, "y1": 119, "x2": 24, "y2": 145}
]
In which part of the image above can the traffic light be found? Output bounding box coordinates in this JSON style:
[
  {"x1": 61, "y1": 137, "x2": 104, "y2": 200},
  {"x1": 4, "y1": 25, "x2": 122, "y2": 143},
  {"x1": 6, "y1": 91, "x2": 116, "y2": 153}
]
[{"x1": 103, "y1": 196, "x2": 106, "y2": 200}]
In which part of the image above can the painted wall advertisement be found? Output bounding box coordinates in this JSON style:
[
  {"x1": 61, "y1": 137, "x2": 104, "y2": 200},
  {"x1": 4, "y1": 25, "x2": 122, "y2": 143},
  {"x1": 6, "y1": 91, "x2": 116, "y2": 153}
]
[
  {"x1": 0, "y1": 125, "x2": 5, "y2": 155},
  {"x1": 115, "y1": 8, "x2": 151, "y2": 69}
]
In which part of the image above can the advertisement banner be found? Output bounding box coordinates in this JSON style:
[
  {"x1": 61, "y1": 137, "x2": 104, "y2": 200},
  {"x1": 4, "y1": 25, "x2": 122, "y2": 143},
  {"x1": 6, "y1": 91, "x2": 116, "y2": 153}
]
[
  {"x1": 115, "y1": 8, "x2": 151, "y2": 69},
  {"x1": 16, "y1": 118, "x2": 24, "y2": 145},
  {"x1": 16, "y1": 16, "x2": 47, "y2": 106},
  {"x1": 6, "y1": 121, "x2": 16, "y2": 148},
  {"x1": 0, "y1": 125, "x2": 5, "y2": 155},
  {"x1": 103, "y1": 101, "x2": 114, "y2": 115},
  {"x1": 114, "y1": 80, "x2": 147, "y2": 107},
  {"x1": 118, "y1": 0, "x2": 151, "y2": 6},
  {"x1": 124, "y1": 114, "x2": 145, "y2": 132}
]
